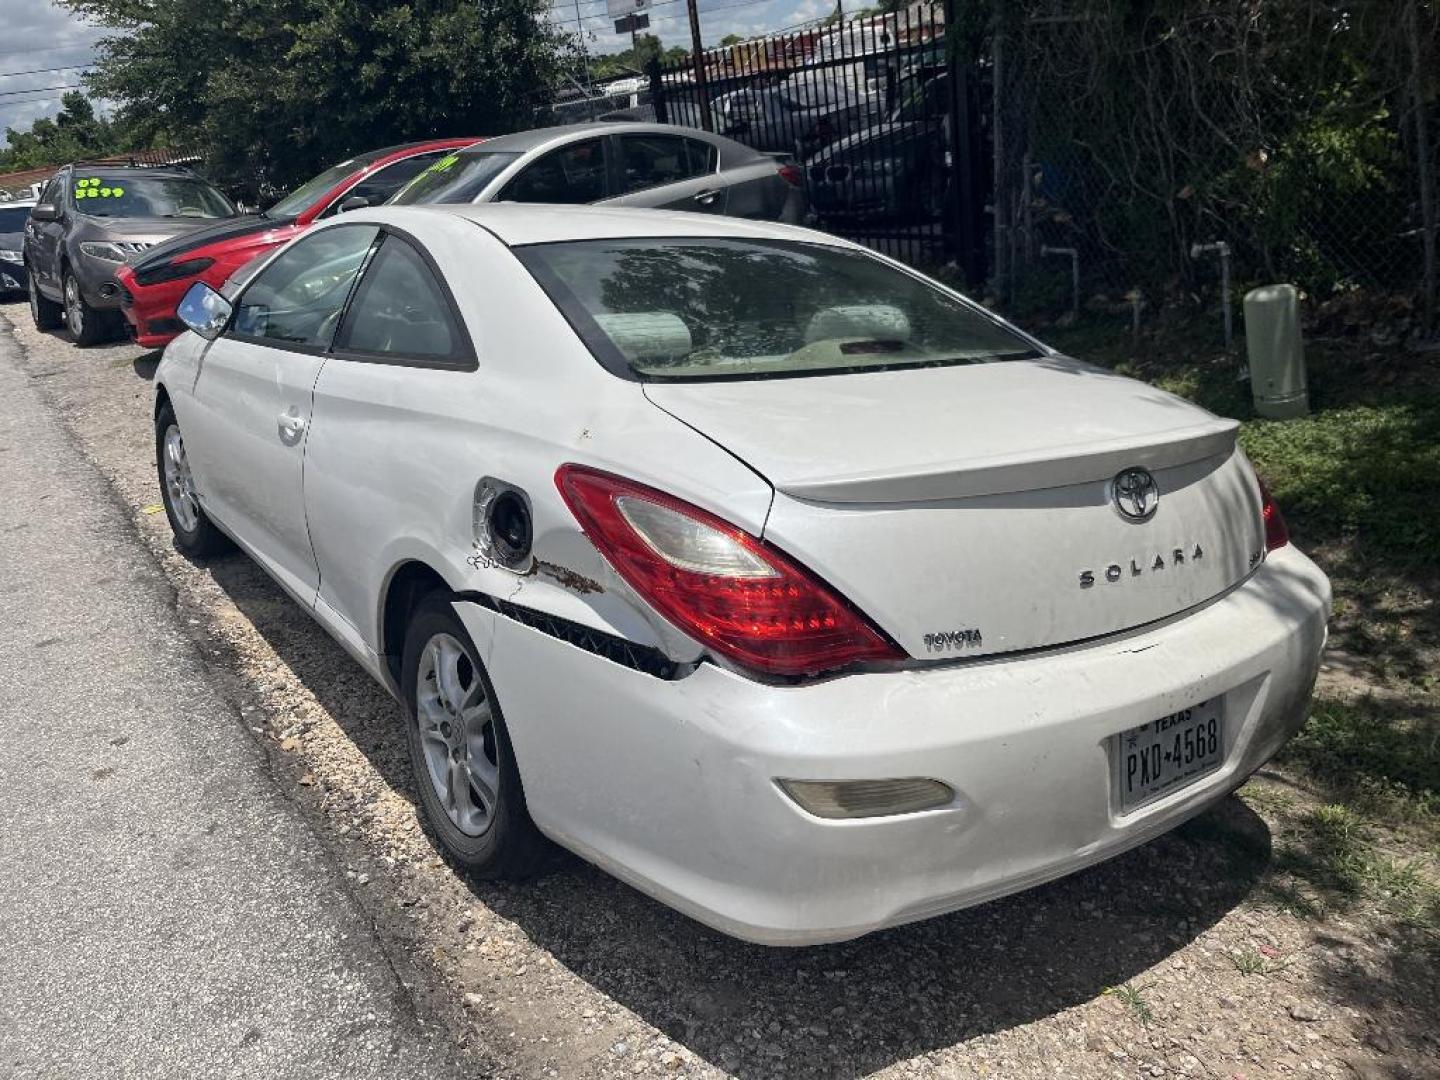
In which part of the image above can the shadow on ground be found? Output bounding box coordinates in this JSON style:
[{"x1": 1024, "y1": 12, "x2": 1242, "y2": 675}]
[{"x1": 195, "y1": 549, "x2": 1290, "y2": 1078}]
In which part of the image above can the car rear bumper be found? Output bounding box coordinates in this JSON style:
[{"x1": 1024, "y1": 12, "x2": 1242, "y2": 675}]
[{"x1": 461, "y1": 543, "x2": 1330, "y2": 945}]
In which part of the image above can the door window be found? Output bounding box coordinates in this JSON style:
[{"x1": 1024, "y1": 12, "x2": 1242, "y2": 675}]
[
  {"x1": 232, "y1": 225, "x2": 379, "y2": 348},
  {"x1": 500, "y1": 139, "x2": 607, "y2": 204},
  {"x1": 323, "y1": 152, "x2": 446, "y2": 216},
  {"x1": 616, "y1": 135, "x2": 716, "y2": 195},
  {"x1": 335, "y1": 234, "x2": 470, "y2": 365}
]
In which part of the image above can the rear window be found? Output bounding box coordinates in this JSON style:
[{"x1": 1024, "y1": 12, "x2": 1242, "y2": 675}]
[
  {"x1": 517, "y1": 237, "x2": 1038, "y2": 381},
  {"x1": 389, "y1": 151, "x2": 522, "y2": 205},
  {"x1": 0, "y1": 205, "x2": 30, "y2": 231}
]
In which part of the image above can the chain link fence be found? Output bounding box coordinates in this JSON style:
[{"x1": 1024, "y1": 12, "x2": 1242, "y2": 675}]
[
  {"x1": 991, "y1": 0, "x2": 1438, "y2": 341},
  {"x1": 563, "y1": 1, "x2": 1436, "y2": 343}
]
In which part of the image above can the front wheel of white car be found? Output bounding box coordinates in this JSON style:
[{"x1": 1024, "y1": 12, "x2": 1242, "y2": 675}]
[
  {"x1": 402, "y1": 595, "x2": 550, "y2": 879},
  {"x1": 155, "y1": 401, "x2": 232, "y2": 558}
]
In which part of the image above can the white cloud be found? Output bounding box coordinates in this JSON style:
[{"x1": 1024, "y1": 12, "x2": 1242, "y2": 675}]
[
  {"x1": 561, "y1": 0, "x2": 829, "y2": 57},
  {"x1": 0, "y1": 0, "x2": 108, "y2": 138}
]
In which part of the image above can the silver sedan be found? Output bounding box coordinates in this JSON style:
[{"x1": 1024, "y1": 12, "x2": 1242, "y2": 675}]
[{"x1": 388, "y1": 122, "x2": 806, "y2": 223}]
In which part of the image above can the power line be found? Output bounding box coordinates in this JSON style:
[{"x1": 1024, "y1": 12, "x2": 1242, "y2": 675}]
[
  {"x1": 0, "y1": 64, "x2": 92, "y2": 80},
  {"x1": 0, "y1": 83, "x2": 85, "y2": 100}
]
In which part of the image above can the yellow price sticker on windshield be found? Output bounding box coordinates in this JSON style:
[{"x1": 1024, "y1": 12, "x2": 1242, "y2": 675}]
[{"x1": 74, "y1": 177, "x2": 125, "y2": 198}]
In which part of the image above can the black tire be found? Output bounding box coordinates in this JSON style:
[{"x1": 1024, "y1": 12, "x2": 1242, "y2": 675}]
[
  {"x1": 63, "y1": 269, "x2": 111, "y2": 347},
  {"x1": 28, "y1": 271, "x2": 63, "y2": 331},
  {"x1": 402, "y1": 595, "x2": 550, "y2": 879},
  {"x1": 155, "y1": 400, "x2": 232, "y2": 558}
]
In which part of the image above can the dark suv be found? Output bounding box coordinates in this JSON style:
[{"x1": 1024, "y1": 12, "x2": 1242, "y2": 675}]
[{"x1": 25, "y1": 162, "x2": 238, "y2": 345}]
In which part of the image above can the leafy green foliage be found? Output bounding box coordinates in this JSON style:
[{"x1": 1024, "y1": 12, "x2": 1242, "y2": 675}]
[
  {"x1": 588, "y1": 35, "x2": 689, "y2": 82},
  {"x1": 0, "y1": 93, "x2": 132, "y2": 171},
  {"x1": 59, "y1": 0, "x2": 579, "y2": 198},
  {"x1": 990, "y1": 0, "x2": 1435, "y2": 299}
]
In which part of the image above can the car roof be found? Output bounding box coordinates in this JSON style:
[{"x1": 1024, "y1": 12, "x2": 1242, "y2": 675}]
[
  {"x1": 63, "y1": 162, "x2": 199, "y2": 176},
  {"x1": 457, "y1": 122, "x2": 757, "y2": 157},
  {"x1": 0, "y1": 198, "x2": 37, "y2": 208},
  {"x1": 363, "y1": 203, "x2": 856, "y2": 250},
  {"x1": 357, "y1": 137, "x2": 479, "y2": 165}
]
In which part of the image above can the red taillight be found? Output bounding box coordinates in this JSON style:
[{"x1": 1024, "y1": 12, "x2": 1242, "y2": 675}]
[
  {"x1": 555, "y1": 465, "x2": 901, "y2": 677},
  {"x1": 777, "y1": 163, "x2": 804, "y2": 187},
  {"x1": 1259, "y1": 479, "x2": 1289, "y2": 550}
]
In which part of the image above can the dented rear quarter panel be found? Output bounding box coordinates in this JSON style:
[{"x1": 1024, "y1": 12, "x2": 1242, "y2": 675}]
[{"x1": 296, "y1": 209, "x2": 773, "y2": 666}]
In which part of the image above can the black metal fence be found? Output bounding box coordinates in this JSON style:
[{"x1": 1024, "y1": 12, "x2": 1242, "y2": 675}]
[
  {"x1": 555, "y1": 4, "x2": 988, "y2": 285},
  {"x1": 553, "y1": 1, "x2": 1436, "y2": 339}
]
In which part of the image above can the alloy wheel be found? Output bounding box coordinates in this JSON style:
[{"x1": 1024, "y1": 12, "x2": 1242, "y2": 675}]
[
  {"x1": 415, "y1": 632, "x2": 500, "y2": 838},
  {"x1": 63, "y1": 275, "x2": 83, "y2": 337},
  {"x1": 161, "y1": 425, "x2": 200, "y2": 533}
]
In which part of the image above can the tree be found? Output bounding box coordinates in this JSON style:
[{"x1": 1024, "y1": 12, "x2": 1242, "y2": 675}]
[
  {"x1": 60, "y1": 0, "x2": 579, "y2": 197},
  {"x1": 0, "y1": 93, "x2": 129, "y2": 170},
  {"x1": 588, "y1": 35, "x2": 689, "y2": 82}
]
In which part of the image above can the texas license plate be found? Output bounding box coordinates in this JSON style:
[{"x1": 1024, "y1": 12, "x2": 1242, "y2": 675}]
[{"x1": 1114, "y1": 699, "x2": 1224, "y2": 813}]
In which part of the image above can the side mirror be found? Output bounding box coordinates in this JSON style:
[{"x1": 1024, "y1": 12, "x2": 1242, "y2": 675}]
[
  {"x1": 29, "y1": 203, "x2": 60, "y2": 222},
  {"x1": 338, "y1": 195, "x2": 370, "y2": 213},
  {"x1": 177, "y1": 281, "x2": 233, "y2": 340}
]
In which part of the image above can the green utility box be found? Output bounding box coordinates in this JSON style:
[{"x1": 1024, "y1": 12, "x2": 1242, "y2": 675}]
[{"x1": 1243, "y1": 284, "x2": 1309, "y2": 419}]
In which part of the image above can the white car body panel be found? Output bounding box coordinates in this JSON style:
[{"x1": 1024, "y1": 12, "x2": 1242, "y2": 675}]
[
  {"x1": 154, "y1": 204, "x2": 1331, "y2": 944},
  {"x1": 184, "y1": 335, "x2": 326, "y2": 602}
]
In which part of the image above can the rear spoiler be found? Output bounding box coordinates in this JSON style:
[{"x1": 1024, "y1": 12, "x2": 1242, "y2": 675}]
[{"x1": 777, "y1": 419, "x2": 1241, "y2": 504}]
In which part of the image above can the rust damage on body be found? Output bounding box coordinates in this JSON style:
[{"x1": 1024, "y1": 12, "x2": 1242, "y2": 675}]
[{"x1": 529, "y1": 558, "x2": 603, "y2": 595}]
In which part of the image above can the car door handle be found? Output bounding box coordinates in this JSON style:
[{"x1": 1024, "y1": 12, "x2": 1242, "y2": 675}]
[
  {"x1": 693, "y1": 189, "x2": 721, "y2": 206},
  {"x1": 277, "y1": 409, "x2": 307, "y2": 444}
]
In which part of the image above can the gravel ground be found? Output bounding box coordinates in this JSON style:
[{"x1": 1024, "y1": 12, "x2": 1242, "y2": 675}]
[{"x1": 2, "y1": 302, "x2": 1435, "y2": 1080}]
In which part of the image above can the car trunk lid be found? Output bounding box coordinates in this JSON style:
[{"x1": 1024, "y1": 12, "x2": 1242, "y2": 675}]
[{"x1": 644, "y1": 358, "x2": 1265, "y2": 659}]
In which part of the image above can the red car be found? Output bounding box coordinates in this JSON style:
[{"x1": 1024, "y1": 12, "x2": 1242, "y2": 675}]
[{"x1": 118, "y1": 138, "x2": 479, "y2": 348}]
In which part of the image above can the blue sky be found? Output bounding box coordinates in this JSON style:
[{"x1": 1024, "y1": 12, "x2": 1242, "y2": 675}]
[
  {"x1": 0, "y1": 1, "x2": 107, "y2": 139},
  {"x1": 0, "y1": 0, "x2": 829, "y2": 143}
]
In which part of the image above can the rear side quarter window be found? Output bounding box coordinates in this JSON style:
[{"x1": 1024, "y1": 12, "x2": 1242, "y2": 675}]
[{"x1": 333, "y1": 232, "x2": 474, "y2": 369}]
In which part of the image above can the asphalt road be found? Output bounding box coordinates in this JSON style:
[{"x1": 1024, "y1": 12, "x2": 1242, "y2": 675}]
[{"x1": 0, "y1": 315, "x2": 481, "y2": 1078}]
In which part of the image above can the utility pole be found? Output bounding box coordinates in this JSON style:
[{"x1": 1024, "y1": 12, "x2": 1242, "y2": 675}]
[
  {"x1": 572, "y1": 0, "x2": 591, "y2": 86},
  {"x1": 686, "y1": 0, "x2": 713, "y2": 130}
]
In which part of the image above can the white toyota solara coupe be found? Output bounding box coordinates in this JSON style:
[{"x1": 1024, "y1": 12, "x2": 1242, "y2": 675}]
[{"x1": 154, "y1": 205, "x2": 1330, "y2": 945}]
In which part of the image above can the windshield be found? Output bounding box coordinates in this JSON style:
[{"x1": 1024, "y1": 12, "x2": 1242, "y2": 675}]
[
  {"x1": 519, "y1": 238, "x2": 1039, "y2": 381},
  {"x1": 0, "y1": 206, "x2": 30, "y2": 232},
  {"x1": 266, "y1": 153, "x2": 382, "y2": 218},
  {"x1": 389, "y1": 151, "x2": 522, "y2": 205},
  {"x1": 72, "y1": 174, "x2": 235, "y2": 220}
]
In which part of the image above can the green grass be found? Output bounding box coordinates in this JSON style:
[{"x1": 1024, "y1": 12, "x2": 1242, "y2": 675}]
[
  {"x1": 1281, "y1": 696, "x2": 1440, "y2": 828},
  {"x1": 1105, "y1": 983, "x2": 1155, "y2": 1026},
  {"x1": 1229, "y1": 944, "x2": 1291, "y2": 975}
]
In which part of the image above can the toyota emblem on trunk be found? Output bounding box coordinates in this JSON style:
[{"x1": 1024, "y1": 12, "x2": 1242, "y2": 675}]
[{"x1": 1111, "y1": 467, "x2": 1159, "y2": 522}]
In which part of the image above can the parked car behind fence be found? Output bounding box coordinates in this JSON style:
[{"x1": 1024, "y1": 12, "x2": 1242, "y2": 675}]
[{"x1": 389, "y1": 123, "x2": 805, "y2": 225}]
